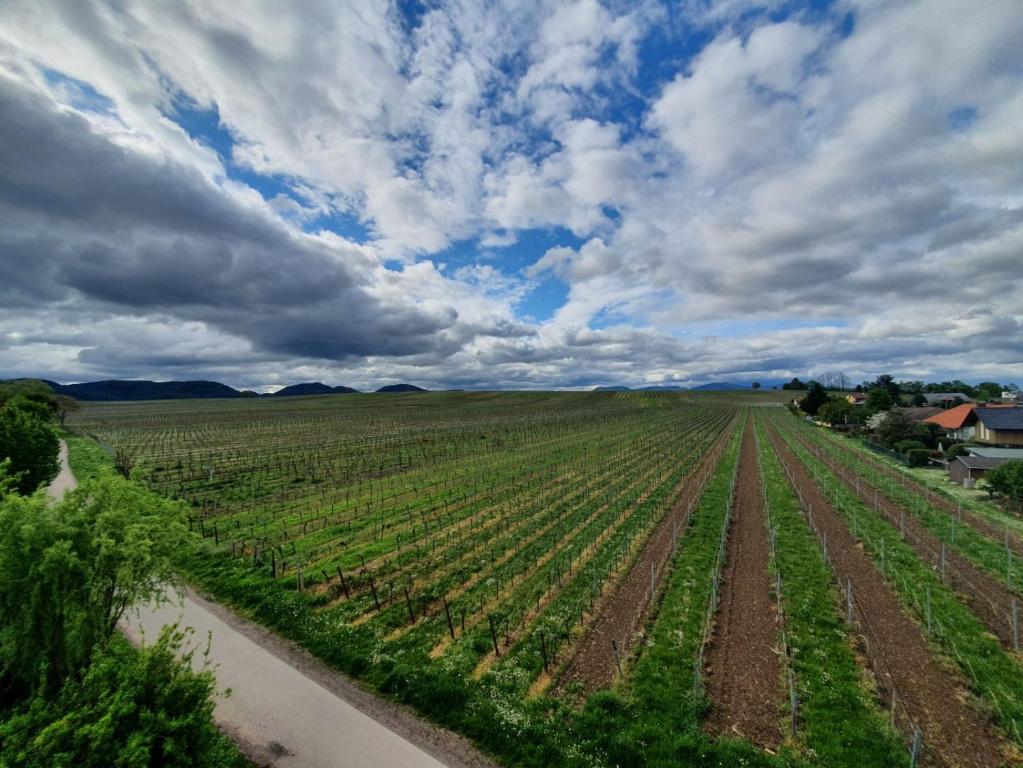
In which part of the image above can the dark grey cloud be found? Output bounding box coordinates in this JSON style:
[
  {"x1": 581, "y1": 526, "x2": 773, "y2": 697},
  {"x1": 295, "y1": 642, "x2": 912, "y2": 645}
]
[{"x1": 0, "y1": 75, "x2": 456, "y2": 361}]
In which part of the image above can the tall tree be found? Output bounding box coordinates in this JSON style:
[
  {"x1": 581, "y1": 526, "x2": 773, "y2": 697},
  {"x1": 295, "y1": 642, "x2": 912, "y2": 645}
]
[
  {"x1": 799, "y1": 382, "x2": 829, "y2": 415},
  {"x1": 0, "y1": 476, "x2": 186, "y2": 695},
  {"x1": 0, "y1": 401, "x2": 59, "y2": 495}
]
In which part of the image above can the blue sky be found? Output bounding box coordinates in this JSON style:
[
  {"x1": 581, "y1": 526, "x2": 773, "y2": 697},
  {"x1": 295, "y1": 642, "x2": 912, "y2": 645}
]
[{"x1": 1, "y1": 0, "x2": 1021, "y2": 390}]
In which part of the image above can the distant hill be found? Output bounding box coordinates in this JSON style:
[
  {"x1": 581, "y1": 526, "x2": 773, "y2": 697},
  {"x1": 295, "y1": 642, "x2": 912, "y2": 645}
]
[
  {"x1": 272, "y1": 382, "x2": 360, "y2": 397},
  {"x1": 593, "y1": 384, "x2": 687, "y2": 391},
  {"x1": 376, "y1": 383, "x2": 427, "y2": 393},
  {"x1": 42, "y1": 379, "x2": 243, "y2": 401},
  {"x1": 691, "y1": 382, "x2": 751, "y2": 391}
]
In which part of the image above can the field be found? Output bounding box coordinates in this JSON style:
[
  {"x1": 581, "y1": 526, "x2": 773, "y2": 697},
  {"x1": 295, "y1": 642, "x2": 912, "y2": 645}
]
[{"x1": 68, "y1": 392, "x2": 1022, "y2": 767}]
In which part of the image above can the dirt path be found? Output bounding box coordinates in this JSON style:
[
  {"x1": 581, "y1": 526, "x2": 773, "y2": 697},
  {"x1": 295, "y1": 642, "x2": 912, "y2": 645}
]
[
  {"x1": 553, "y1": 415, "x2": 737, "y2": 697},
  {"x1": 50, "y1": 441, "x2": 497, "y2": 768},
  {"x1": 792, "y1": 430, "x2": 1020, "y2": 650},
  {"x1": 46, "y1": 439, "x2": 76, "y2": 498},
  {"x1": 703, "y1": 423, "x2": 783, "y2": 747},
  {"x1": 766, "y1": 426, "x2": 1011, "y2": 768}
]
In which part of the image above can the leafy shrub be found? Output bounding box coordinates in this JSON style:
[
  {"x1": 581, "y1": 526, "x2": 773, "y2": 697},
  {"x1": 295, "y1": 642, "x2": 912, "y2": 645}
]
[
  {"x1": 0, "y1": 629, "x2": 243, "y2": 768},
  {"x1": 986, "y1": 460, "x2": 1023, "y2": 509},
  {"x1": 906, "y1": 448, "x2": 931, "y2": 467},
  {"x1": 895, "y1": 439, "x2": 927, "y2": 454},
  {"x1": 947, "y1": 443, "x2": 975, "y2": 458},
  {"x1": 0, "y1": 403, "x2": 59, "y2": 495}
]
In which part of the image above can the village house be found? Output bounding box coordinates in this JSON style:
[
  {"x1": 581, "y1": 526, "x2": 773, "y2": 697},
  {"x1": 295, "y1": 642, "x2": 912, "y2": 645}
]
[
  {"x1": 846, "y1": 392, "x2": 867, "y2": 406},
  {"x1": 973, "y1": 407, "x2": 1023, "y2": 446},
  {"x1": 923, "y1": 403, "x2": 977, "y2": 441}
]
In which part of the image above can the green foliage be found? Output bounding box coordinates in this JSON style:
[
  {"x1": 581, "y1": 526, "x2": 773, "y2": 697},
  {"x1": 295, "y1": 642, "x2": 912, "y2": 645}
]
[
  {"x1": 946, "y1": 443, "x2": 974, "y2": 458},
  {"x1": 755, "y1": 420, "x2": 907, "y2": 766},
  {"x1": 0, "y1": 475, "x2": 186, "y2": 695},
  {"x1": 799, "y1": 382, "x2": 829, "y2": 415},
  {"x1": 782, "y1": 378, "x2": 806, "y2": 391},
  {"x1": 893, "y1": 439, "x2": 926, "y2": 454},
  {"x1": 873, "y1": 410, "x2": 915, "y2": 448},
  {"x1": 986, "y1": 460, "x2": 1023, "y2": 508},
  {"x1": 0, "y1": 401, "x2": 59, "y2": 495},
  {"x1": 817, "y1": 397, "x2": 851, "y2": 425},
  {"x1": 863, "y1": 387, "x2": 893, "y2": 414},
  {"x1": 905, "y1": 448, "x2": 931, "y2": 467},
  {"x1": 0, "y1": 629, "x2": 245, "y2": 768}
]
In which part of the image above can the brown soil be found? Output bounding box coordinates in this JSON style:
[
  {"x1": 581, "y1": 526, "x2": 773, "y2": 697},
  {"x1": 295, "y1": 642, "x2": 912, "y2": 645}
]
[
  {"x1": 766, "y1": 424, "x2": 1011, "y2": 768},
  {"x1": 703, "y1": 422, "x2": 784, "y2": 747},
  {"x1": 553, "y1": 415, "x2": 738, "y2": 698},
  {"x1": 794, "y1": 431, "x2": 1021, "y2": 650}
]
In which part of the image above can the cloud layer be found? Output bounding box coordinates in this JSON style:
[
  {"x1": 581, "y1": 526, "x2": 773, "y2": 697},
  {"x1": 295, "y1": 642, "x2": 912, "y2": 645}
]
[{"x1": 1, "y1": 0, "x2": 1021, "y2": 390}]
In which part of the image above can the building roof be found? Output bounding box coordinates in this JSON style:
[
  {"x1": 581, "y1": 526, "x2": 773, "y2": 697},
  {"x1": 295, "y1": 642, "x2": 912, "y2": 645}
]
[
  {"x1": 966, "y1": 447, "x2": 1023, "y2": 459},
  {"x1": 974, "y1": 407, "x2": 1023, "y2": 431},
  {"x1": 954, "y1": 456, "x2": 1006, "y2": 470},
  {"x1": 902, "y1": 406, "x2": 943, "y2": 422},
  {"x1": 848, "y1": 392, "x2": 867, "y2": 400},
  {"x1": 924, "y1": 403, "x2": 976, "y2": 429},
  {"x1": 923, "y1": 392, "x2": 974, "y2": 404}
]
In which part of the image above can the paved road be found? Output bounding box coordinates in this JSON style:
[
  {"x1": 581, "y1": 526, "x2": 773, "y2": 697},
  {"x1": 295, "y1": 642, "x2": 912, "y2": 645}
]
[{"x1": 51, "y1": 441, "x2": 492, "y2": 768}]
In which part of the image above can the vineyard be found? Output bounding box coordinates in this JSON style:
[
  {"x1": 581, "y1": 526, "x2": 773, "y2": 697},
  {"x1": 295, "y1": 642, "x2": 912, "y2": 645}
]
[{"x1": 68, "y1": 392, "x2": 1022, "y2": 767}]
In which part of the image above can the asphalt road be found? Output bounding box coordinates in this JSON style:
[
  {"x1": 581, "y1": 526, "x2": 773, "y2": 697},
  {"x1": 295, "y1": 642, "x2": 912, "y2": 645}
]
[{"x1": 51, "y1": 441, "x2": 492, "y2": 768}]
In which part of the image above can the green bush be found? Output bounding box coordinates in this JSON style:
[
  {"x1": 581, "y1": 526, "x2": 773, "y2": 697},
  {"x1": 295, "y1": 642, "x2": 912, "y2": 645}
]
[
  {"x1": 905, "y1": 448, "x2": 932, "y2": 467},
  {"x1": 946, "y1": 443, "x2": 975, "y2": 459},
  {"x1": 0, "y1": 629, "x2": 244, "y2": 768},
  {"x1": 894, "y1": 439, "x2": 926, "y2": 454},
  {"x1": 986, "y1": 460, "x2": 1023, "y2": 508},
  {"x1": 0, "y1": 403, "x2": 59, "y2": 495}
]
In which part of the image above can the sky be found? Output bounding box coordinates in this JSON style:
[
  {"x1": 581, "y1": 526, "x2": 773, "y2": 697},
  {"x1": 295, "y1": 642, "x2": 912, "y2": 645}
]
[{"x1": 1, "y1": 0, "x2": 1021, "y2": 392}]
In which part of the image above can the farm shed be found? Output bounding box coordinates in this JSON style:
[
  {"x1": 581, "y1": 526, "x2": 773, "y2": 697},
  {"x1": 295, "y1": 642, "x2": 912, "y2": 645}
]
[
  {"x1": 948, "y1": 455, "x2": 1005, "y2": 487},
  {"x1": 924, "y1": 403, "x2": 977, "y2": 441},
  {"x1": 973, "y1": 407, "x2": 1023, "y2": 446},
  {"x1": 923, "y1": 392, "x2": 974, "y2": 407}
]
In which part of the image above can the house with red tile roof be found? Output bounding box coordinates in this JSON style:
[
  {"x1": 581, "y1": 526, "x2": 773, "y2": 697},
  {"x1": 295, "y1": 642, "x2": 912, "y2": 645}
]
[{"x1": 923, "y1": 403, "x2": 977, "y2": 441}]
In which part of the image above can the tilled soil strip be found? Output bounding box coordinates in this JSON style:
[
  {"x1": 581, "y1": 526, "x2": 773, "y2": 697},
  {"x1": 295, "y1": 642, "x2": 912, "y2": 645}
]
[
  {"x1": 824, "y1": 433, "x2": 1023, "y2": 558},
  {"x1": 553, "y1": 415, "x2": 739, "y2": 698},
  {"x1": 767, "y1": 425, "x2": 1009, "y2": 768},
  {"x1": 792, "y1": 430, "x2": 1021, "y2": 650},
  {"x1": 702, "y1": 422, "x2": 784, "y2": 748}
]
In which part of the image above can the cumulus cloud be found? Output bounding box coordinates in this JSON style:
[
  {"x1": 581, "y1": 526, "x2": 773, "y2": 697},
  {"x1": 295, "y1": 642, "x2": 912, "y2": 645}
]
[{"x1": 1, "y1": 0, "x2": 1022, "y2": 389}]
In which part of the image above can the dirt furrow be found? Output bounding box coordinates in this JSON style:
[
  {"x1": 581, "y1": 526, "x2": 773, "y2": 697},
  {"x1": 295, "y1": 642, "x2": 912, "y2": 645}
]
[
  {"x1": 792, "y1": 430, "x2": 1020, "y2": 650},
  {"x1": 703, "y1": 422, "x2": 783, "y2": 748},
  {"x1": 830, "y1": 436, "x2": 1023, "y2": 558},
  {"x1": 767, "y1": 424, "x2": 1010, "y2": 768},
  {"x1": 552, "y1": 415, "x2": 738, "y2": 698}
]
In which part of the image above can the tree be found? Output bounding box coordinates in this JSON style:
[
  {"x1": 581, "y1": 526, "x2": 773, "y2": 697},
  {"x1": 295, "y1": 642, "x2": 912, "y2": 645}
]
[
  {"x1": 751, "y1": 382, "x2": 761, "y2": 390},
  {"x1": 985, "y1": 460, "x2": 1023, "y2": 510},
  {"x1": 911, "y1": 393, "x2": 927, "y2": 406},
  {"x1": 0, "y1": 401, "x2": 59, "y2": 495},
  {"x1": 818, "y1": 397, "x2": 852, "y2": 425},
  {"x1": 53, "y1": 395, "x2": 80, "y2": 428},
  {"x1": 874, "y1": 410, "x2": 917, "y2": 448},
  {"x1": 864, "y1": 387, "x2": 894, "y2": 414},
  {"x1": 0, "y1": 475, "x2": 186, "y2": 695},
  {"x1": 0, "y1": 628, "x2": 243, "y2": 768},
  {"x1": 870, "y1": 375, "x2": 901, "y2": 400},
  {"x1": 782, "y1": 377, "x2": 806, "y2": 391},
  {"x1": 799, "y1": 382, "x2": 829, "y2": 415}
]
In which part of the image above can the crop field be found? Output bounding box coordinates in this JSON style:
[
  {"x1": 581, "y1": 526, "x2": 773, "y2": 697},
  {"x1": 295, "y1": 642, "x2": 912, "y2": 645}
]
[{"x1": 68, "y1": 393, "x2": 1022, "y2": 767}]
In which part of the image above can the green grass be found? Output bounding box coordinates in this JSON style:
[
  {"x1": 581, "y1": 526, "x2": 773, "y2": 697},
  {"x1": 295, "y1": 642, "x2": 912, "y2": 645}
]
[
  {"x1": 798, "y1": 427, "x2": 1022, "y2": 595},
  {"x1": 63, "y1": 432, "x2": 115, "y2": 481},
  {"x1": 754, "y1": 418, "x2": 907, "y2": 767},
  {"x1": 775, "y1": 417, "x2": 1023, "y2": 748}
]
